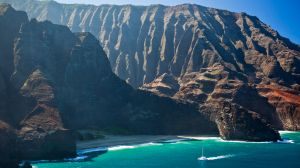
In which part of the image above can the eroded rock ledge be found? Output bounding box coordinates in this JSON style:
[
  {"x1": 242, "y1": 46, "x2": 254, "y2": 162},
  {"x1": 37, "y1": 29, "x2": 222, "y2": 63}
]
[
  {"x1": 4, "y1": 0, "x2": 299, "y2": 136},
  {"x1": 0, "y1": 4, "x2": 221, "y2": 166}
]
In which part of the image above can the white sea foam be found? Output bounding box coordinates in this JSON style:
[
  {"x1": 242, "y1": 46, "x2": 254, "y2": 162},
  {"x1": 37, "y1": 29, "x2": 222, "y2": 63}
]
[
  {"x1": 29, "y1": 155, "x2": 90, "y2": 164},
  {"x1": 198, "y1": 154, "x2": 234, "y2": 161},
  {"x1": 218, "y1": 139, "x2": 295, "y2": 144},
  {"x1": 279, "y1": 131, "x2": 299, "y2": 134},
  {"x1": 217, "y1": 139, "x2": 273, "y2": 144},
  {"x1": 180, "y1": 136, "x2": 220, "y2": 141},
  {"x1": 182, "y1": 136, "x2": 273, "y2": 143},
  {"x1": 277, "y1": 139, "x2": 295, "y2": 144},
  {"x1": 64, "y1": 155, "x2": 89, "y2": 162},
  {"x1": 108, "y1": 145, "x2": 136, "y2": 151},
  {"x1": 77, "y1": 147, "x2": 108, "y2": 155},
  {"x1": 108, "y1": 142, "x2": 162, "y2": 151},
  {"x1": 135, "y1": 142, "x2": 162, "y2": 147}
]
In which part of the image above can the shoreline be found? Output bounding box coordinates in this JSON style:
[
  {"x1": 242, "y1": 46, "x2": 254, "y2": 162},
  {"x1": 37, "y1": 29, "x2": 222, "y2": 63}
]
[
  {"x1": 77, "y1": 135, "x2": 199, "y2": 150},
  {"x1": 30, "y1": 132, "x2": 299, "y2": 164},
  {"x1": 77, "y1": 131, "x2": 299, "y2": 151}
]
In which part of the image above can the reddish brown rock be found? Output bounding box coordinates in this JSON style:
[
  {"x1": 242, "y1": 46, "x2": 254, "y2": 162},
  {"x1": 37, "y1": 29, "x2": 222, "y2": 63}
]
[
  {"x1": 0, "y1": 4, "x2": 220, "y2": 165},
  {"x1": 142, "y1": 66, "x2": 283, "y2": 141},
  {"x1": 257, "y1": 84, "x2": 300, "y2": 130},
  {"x1": 2, "y1": 0, "x2": 300, "y2": 140},
  {"x1": 3, "y1": 0, "x2": 300, "y2": 142}
]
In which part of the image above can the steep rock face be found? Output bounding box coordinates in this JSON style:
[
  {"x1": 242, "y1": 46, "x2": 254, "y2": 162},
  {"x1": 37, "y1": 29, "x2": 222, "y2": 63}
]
[
  {"x1": 0, "y1": 4, "x2": 76, "y2": 162},
  {"x1": 0, "y1": 4, "x2": 219, "y2": 165},
  {"x1": 0, "y1": 3, "x2": 28, "y2": 78},
  {"x1": 3, "y1": 0, "x2": 299, "y2": 134},
  {"x1": 142, "y1": 66, "x2": 282, "y2": 140},
  {"x1": 212, "y1": 101, "x2": 281, "y2": 141},
  {"x1": 257, "y1": 84, "x2": 300, "y2": 130},
  {"x1": 2, "y1": 0, "x2": 299, "y2": 88},
  {"x1": 0, "y1": 121, "x2": 19, "y2": 168},
  {"x1": 0, "y1": 73, "x2": 7, "y2": 120},
  {"x1": 17, "y1": 70, "x2": 76, "y2": 160},
  {"x1": 142, "y1": 73, "x2": 180, "y2": 97}
]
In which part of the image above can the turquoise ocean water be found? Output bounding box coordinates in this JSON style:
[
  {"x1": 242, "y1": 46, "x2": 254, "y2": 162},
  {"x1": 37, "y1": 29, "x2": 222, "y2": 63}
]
[{"x1": 34, "y1": 132, "x2": 300, "y2": 168}]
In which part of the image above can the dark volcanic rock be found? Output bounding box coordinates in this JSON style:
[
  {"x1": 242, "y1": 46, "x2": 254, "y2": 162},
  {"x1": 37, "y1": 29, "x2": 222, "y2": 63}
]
[
  {"x1": 2, "y1": 0, "x2": 297, "y2": 141},
  {"x1": 3, "y1": 0, "x2": 300, "y2": 88},
  {"x1": 213, "y1": 102, "x2": 281, "y2": 142},
  {"x1": 0, "y1": 121, "x2": 19, "y2": 168},
  {"x1": 143, "y1": 66, "x2": 284, "y2": 141},
  {"x1": 0, "y1": 4, "x2": 77, "y2": 162},
  {"x1": 142, "y1": 73, "x2": 180, "y2": 97},
  {"x1": 0, "y1": 4, "x2": 218, "y2": 165},
  {"x1": 3, "y1": 0, "x2": 299, "y2": 136},
  {"x1": 257, "y1": 84, "x2": 300, "y2": 130}
]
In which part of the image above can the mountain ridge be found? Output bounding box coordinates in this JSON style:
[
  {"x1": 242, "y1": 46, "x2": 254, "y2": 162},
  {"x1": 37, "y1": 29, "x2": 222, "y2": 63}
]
[
  {"x1": 0, "y1": 1, "x2": 299, "y2": 166},
  {"x1": 4, "y1": 0, "x2": 298, "y2": 87},
  {"x1": 0, "y1": 4, "x2": 230, "y2": 167},
  {"x1": 7, "y1": 0, "x2": 298, "y2": 133}
]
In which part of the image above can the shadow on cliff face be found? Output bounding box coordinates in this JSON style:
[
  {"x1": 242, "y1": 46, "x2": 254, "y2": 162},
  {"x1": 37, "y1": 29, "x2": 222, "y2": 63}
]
[{"x1": 0, "y1": 4, "x2": 221, "y2": 166}]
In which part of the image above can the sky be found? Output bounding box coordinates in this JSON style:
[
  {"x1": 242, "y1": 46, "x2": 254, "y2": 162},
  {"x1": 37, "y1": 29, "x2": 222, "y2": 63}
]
[{"x1": 54, "y1": 0, "x2": 300, "y2": 44}]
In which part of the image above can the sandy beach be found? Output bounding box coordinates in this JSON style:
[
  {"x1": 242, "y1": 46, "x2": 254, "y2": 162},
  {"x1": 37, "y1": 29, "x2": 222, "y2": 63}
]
[
  {"x1": 77, "y1": 135, "x2": 186, "y2": 150},
  {"x1": 76, "y1": 135, "x2": 221, "y2": 150}
]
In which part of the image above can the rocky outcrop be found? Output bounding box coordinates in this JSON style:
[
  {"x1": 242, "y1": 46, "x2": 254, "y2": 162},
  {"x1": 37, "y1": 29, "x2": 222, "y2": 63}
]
[
  {"x1": 0, "y1": 4, "x2": 220, "y2": 166},
  {"x1": 0, "y1": 4, "x2": 77, "y2": 164},
  {"x1": 212, "y1": 101, "x2": 281, "y2": 141},
  {"x1": 142, "y1": 66, "x2": 283, "y2": 141},
  {"x1": 3, "y1": 0, "x2": 299, "y2": 136},
  {"x1": 257, "y1": 84, "x2": 300, "y2": 130},
  {"x1": 5, "y1": 0, "x2": 299, "y2": 138}
]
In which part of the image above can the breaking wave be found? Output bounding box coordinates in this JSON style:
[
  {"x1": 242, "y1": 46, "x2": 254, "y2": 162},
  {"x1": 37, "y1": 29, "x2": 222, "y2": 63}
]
[
  {"x1": 279, "y1": 131, "x2": 299, "y2": 134},
  {"x1": 108, "y1": 145, "x2": 135, "y2": 151},
  {"x1": 217, "y1": 138, "x2": 294, "y2": 144},
  {"x1": 108, "y1": 142, "x2": 162, "y2": 151},
  {"x1": 180, "y1": 136, "x2": 220, "y2": 141},
  {"x1": 77, "y1": 147, "x2": 107, "y2": 155}
]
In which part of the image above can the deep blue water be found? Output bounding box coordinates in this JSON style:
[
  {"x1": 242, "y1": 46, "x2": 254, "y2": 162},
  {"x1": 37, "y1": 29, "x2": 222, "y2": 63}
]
[{"x1": 34, "y1": 131, "x2": 300, "y2": 168}]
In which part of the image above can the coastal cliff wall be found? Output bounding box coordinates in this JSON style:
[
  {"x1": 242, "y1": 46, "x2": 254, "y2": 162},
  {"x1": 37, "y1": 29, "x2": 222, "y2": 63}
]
[
  {"x1": 2, "y1": 0, "x2": 299, "y2": 88},
  {"x1": 0, "y1": 4, "x2": 223, "y2": 166},
  {"x1": 3, "y1": 0, "x2": 300, "y2": 133}
]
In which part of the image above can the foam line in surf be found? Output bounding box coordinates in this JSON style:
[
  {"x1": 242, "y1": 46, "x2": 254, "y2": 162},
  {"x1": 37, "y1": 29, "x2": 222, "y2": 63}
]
[
  {"x1": 77, "y1": 147, "x2": 108, "y2": 155},
  {"x1": 64, "y1": 155, "x2": 89, "y2": 162},
  {"x1": 198, "y1": 154, "x2": 235, "y2": 161},
  {"x1": 161, "y1": 138, "x2": 187, "y2": 143},
  {"x1": 180, "y1": 136, "x2": 221, "y2": 141},
  {"x1": 218, "y1": 139, "x2": 295, "y2": 144},
  {"x1": 108, "y1": 142, "x2": 162, "y2": 151},
  {"x1": 279, "y1": 131, "x2": 299, "y2": 134},
  {"x1": 277, "y1": 139, "x2": 295, "y2": 144},
  {"x1": 108, "y1": 145, "x2": 135, "y2": 151},
  {"x1": 217, "y1": 139, "x2": 273, "y2": 144},
  {"x1": 135, "y1": 142, "x2": 162, "y2": 147}
]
